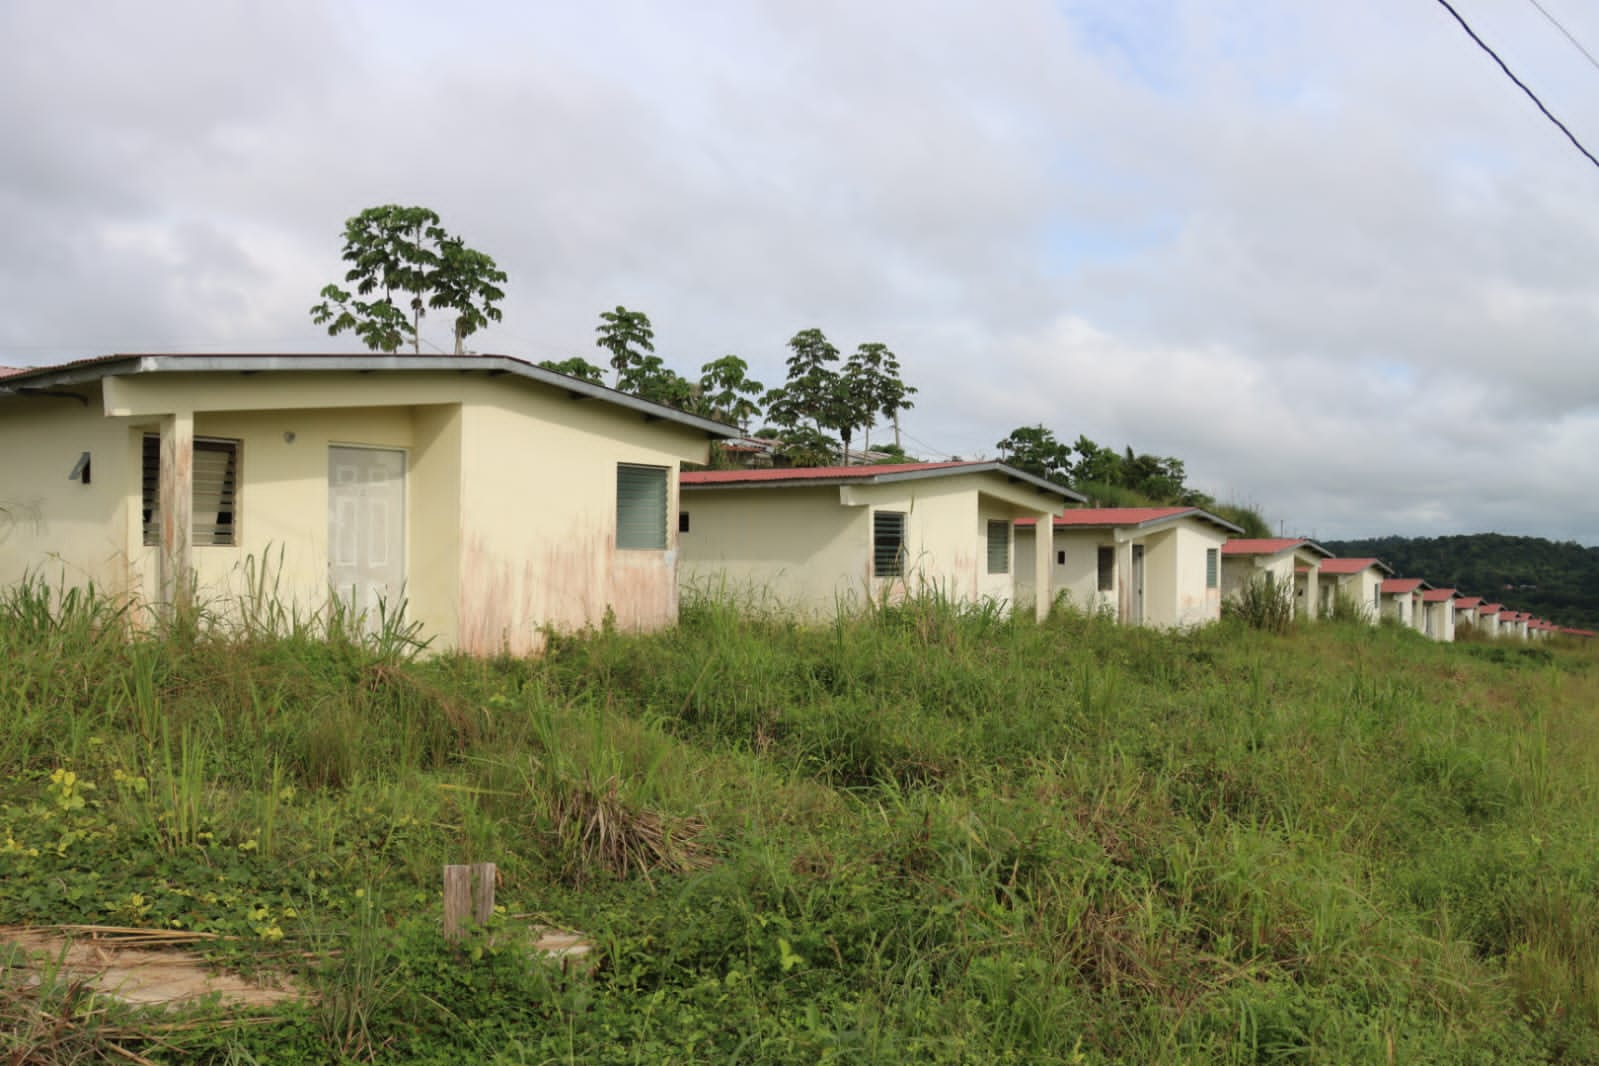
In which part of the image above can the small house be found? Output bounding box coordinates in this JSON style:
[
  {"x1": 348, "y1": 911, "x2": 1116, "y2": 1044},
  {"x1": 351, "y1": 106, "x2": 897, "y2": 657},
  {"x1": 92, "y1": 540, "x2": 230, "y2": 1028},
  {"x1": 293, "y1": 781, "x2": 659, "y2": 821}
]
[
  {"x1": 1013, "y1": 506, "x2": 1242, "y2": 627},
  {"x1": 1378, "y1": 578, "x2": 1430, "y2": 629},
  {"x1": 1316, "y1": 557, "x2": 1394, "y2": 623},
  {"x1": 678, "y1": 462, "x2": 1083, "y2": 620},
  {"x1": 0, "y1": 353, "x2": 736, "y2": 653},
  {"x1": 1419, "y1": 587, "x2": 1459, "y2": 642},
  {"x1": 1220, "y1": 538, "x2": 1332, "y2": 619}
]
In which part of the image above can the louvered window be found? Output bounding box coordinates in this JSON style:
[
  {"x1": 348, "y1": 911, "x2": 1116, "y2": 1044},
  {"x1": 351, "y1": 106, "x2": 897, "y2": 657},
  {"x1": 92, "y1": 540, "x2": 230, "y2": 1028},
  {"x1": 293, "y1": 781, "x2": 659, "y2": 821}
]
[
  {"x1": 1096, "y1": 547, "x2": 1115, "y2": 592},
  {"x1": 142, "y1": 435, "x2": 239, "y2": 547},
  {"x1": 616, "y1": 464, "x2": 668, "y2": 550},
  {"x1": 1206, "y1": 548, "x2": 1219, "y2": 589},
  {"x1": 873, "y1": 511, "x2": 906, "y2": 577},
  {"x1": 985, "y1": 519, "x2": 1009, "y2": 575}
]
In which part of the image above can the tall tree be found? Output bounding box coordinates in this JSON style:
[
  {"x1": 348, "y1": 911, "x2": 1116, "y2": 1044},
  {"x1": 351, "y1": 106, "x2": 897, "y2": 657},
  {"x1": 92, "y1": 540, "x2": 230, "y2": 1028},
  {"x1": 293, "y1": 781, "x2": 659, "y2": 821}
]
[
  {"x1": 538, "y1": 356, "x2": 605, "y2": 384},
  {"x1": 595, "y1": 306, "x2": 656, "y2": 386},
  {"x1": 618, "y1": 355, "x2": 693, "y2": 408},
  {"x1": 845, "y1": 342, "x2": 916, "y2": 452},
  {"x1": 996, "y1": 425, "x2": 1074, "y2": 483},
  {"x1": 697, "y1": 355, "x2": 765, "y2": 431},
  {"x1": 309, "y1": 205, "x2": 506, "y2": 354}
]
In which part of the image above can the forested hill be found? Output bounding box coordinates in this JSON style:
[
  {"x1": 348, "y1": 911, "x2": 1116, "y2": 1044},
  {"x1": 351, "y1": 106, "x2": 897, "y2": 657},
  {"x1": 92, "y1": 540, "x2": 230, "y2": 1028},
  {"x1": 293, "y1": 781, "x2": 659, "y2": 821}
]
[{"x1": 1322, "y1": 533, "x2": 1599, "y2": 630}]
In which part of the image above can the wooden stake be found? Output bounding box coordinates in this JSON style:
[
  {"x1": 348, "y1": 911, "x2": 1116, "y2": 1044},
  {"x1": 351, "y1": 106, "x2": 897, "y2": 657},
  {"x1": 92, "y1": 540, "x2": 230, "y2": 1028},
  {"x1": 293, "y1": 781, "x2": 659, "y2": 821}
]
[{"x1": 443, "y1": 863, "x2": 497, "y2": 943}]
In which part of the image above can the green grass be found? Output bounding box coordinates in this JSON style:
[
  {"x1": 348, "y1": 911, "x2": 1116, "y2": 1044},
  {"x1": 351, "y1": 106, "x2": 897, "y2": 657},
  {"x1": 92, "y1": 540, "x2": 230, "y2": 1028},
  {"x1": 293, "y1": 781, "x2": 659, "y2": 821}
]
[{"x1": 3, "y1": 574, "x2": 1599, "y2": 1062}]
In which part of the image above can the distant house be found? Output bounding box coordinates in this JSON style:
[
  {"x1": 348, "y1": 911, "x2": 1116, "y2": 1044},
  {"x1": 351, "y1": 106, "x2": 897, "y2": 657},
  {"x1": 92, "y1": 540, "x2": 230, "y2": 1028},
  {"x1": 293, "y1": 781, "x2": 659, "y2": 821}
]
[
  {"x1": 1500, "y1": 611, "x2": 1529, "y2": 641},
  {"x1": 1316, "y1": 557, "x2": 1393, "y2": 623},
  {"x1": 678, "y1": 462, "x2": 1083, "y2": 620},
  {"x1": 1013, "y1": 506, "x2": 1242, "y2": 627},
  {"x1": 0, "y1": 353, "x2": 737, "y2": 654},
  {"x1": 1220, "y1": 538, "x2": 1332, "y2": 619},
  {"x1": 1453, "y1": 595, "x2": 1483, "y2": 630},
  {"x1": 1475, "y1": 602, "x2": 1503, "y2": 638},
  {"x1": 1419, "y1": 588, "x2": 1459, "y2": 642},
  {"x1": 1379, "y1": 578, "x2": 1430, "y2": 629}
]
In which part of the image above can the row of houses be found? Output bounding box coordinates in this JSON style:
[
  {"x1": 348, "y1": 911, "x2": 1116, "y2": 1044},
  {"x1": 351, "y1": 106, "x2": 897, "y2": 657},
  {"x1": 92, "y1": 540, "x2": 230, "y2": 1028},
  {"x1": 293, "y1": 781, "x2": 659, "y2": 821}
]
[{"x1": 0, "y1": 353, "x2": 1590, "y2": 653}]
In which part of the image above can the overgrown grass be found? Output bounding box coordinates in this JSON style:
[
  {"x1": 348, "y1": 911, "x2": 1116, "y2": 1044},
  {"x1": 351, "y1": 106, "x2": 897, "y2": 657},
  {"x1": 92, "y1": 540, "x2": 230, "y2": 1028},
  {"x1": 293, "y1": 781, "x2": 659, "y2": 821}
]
[{"x1": 3, "y1": 576, "x2": 1599, "y2": 1062}]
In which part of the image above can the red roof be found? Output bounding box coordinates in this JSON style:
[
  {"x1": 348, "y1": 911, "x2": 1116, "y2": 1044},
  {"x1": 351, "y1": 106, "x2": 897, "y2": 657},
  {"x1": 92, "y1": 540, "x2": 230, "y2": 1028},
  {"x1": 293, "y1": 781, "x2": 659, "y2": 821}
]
[
  {"x1": 683, "y1": 461, "x2": 970, "y2": 484},
  {"x1": 1222, "y1": 537, "x2": 1330, "y2": 558},
  {"x1": 1421, "y1": 588, "x2": 1458, "y2": 602},
  {"x1": 1454, "y1": 596, "x2": 1483, "y2": 610},
  {"x1": 1013, "y1": 505, "x2": 1240, "y2": 534},
  {"x1": 1477, "y1": 603, "x2": 1502, "y2": 616},
  {"x1": 1319, "y1": 557, "x2": 1385, "y2": 576},
  {"x1": 0, "y1": 366, "x2": 22, "y2": 378},
  {"x1": 1380, "y1": 578, "x2": 1427, "y2": 595}
]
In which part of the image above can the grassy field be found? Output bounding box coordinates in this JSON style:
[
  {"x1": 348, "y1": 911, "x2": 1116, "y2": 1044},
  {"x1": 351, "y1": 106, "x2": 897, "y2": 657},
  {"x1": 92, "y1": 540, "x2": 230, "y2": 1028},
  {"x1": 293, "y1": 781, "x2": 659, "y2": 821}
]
[{"x1": 3, "y1": 578, "x2": 1599, "y2": 1063}]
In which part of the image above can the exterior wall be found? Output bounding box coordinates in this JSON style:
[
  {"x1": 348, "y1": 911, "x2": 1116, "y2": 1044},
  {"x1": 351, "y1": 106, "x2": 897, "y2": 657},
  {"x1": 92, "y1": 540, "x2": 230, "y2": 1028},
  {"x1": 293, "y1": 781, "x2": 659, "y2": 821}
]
[
  {"x1": 1380, "y1": 590, "x2": 1411, "y2": 626},
  {"x1": 1423, "y1": 600, "x2": 1456, "y2": 642},
  {"x1": 1165, "y1": 524, "x2": 1226, "y2": 628},
  {"x1": 1017, "y1": 521, "x2": 1223, "y2": 628},
  {"x1": 678, "y1": 486, "x2": 866, "y2": 616},
  {"x1": 1321, "y1": 570, "x2": 1384, "y2": 624},
  {"x1": 0, "y1": 388, "x2": 136, "y2": 595},
  {"x1": 452, "y1": 377, "x2": 708, "y2": 653},
  {"x1": 1016, "y1": 526, "x2": 1114, "y2": 616},
  {"x1": 3, "y1": 370, "x2": 713, "y2": 653},
  {"x1": 681, "y1": 472, "x2": 1060, "y2": 620},
  {"x1": 1477, "y1": 612, "x2": 1499, "y2": 638},
  {"x1": 1223, "y1": 553, "x2": 1299, "y2": 616}
]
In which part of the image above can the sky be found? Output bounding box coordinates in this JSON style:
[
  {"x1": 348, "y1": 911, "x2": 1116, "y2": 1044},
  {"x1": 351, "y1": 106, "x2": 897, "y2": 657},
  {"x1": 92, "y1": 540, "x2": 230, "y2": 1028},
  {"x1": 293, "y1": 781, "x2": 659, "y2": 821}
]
[{"x1": 4, "y1": 0, "x2": 1599, "y2": 543}]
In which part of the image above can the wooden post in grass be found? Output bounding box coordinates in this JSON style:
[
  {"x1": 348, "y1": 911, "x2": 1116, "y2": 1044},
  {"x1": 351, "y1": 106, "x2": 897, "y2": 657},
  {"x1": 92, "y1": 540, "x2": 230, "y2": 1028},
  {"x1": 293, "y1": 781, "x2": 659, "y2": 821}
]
[{"x1": 443, "y1": 862, "x2": 497, "y2": 942}]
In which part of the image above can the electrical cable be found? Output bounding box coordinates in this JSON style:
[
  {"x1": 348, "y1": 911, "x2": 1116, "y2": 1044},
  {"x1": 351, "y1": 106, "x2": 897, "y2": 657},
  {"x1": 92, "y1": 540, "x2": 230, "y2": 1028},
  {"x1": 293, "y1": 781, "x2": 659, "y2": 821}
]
[
  {"x1": 1433, "y1": 0, "x2": 1599, "y2": 172},
  {"x1": 1524, "y1": 0, "x2": 1599, "y2": 74}
]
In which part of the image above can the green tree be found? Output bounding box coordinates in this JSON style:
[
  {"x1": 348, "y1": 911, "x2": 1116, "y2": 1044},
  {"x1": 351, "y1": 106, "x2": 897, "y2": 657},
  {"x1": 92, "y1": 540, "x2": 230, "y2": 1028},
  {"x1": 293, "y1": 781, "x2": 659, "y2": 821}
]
[
  {"x1": 618, "y1": 355, "x2": 693, "y2": 408},
  {"x1": 538, "y1": 357, "x2": 605, "y2": 384},
  {"x1": 845, "y1": 342, "x2": 917, "y2": 452},
  {"x1": 996, "y1": 425, "x2": 1074, "y2": 482},
  {"x1": 697, "y1": 355, "x2": 765, "y2": 431},
  {"x1": 310, "y1": 205, "x2": 507, "y2": 354},
  {"x1": 595, "y1": 306, "x2": 656, "y2": 386}
]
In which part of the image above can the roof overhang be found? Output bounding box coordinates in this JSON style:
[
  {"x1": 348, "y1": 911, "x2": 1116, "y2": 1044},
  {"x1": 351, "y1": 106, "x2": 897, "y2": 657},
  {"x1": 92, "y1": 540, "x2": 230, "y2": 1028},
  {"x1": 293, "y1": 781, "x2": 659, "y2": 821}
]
[
  {"x1": 682, "y1": 461, "x2": 1085, "y2": 504},
  {"x1": 0, "y1": 353, "x2": 741, "y2": 439}
]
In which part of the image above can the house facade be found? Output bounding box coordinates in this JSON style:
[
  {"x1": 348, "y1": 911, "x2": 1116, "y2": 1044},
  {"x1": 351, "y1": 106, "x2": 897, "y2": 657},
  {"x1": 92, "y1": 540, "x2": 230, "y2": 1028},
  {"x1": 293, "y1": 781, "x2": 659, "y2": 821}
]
[
  {"x1": 1316, "y1": 557, "x2": 1393, "y2": 623},
  {"x1": 1453, "y1": 596, "x2": 1482, "y2": 631},
  {"x1": 1013, "y1": 506, "x2": 1242, "y2": 627},
  {"x1": 0, "y1": 353, "x2": 735, "y2": 654},
  {"x1": 677, "y1": 462, "x2": 1082, "y2": 620},
  {"x1": 1378, "y1": 578, "x2": 1429, "y2": 629},
  {"x1": 1220, "y1": 538, "x2": 1331, "y2": 619},
  {"x1": 1420, "y1": 588, "x2": 1459, "y2": 642}
]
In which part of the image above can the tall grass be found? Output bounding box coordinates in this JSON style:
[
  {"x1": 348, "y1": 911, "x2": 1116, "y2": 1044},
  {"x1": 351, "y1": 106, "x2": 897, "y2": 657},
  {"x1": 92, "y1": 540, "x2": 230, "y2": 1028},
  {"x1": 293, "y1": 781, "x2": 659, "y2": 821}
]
[{"x1": 2, "y1": 579, "x2": 1598, "y2": 1062}]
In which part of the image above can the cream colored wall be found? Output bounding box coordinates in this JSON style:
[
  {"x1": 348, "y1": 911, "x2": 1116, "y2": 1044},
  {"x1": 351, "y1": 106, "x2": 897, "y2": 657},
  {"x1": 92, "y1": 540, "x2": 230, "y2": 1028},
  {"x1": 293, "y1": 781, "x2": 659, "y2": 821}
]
[
  {"x1": 679, "y1": 487, "x2": 867, "y2": 616},
  {"x1": 7, "y1": 369, "x2": 713, "y2": 652},
  {"x1": 1141, "y1": 529, "x2": 1179, "y2": 626},
  {"x1": 1014, "y1": 526, "x2": 1113, "y2": 615},
  {"x1": 450, "y1": 377, "x2": 709, "y2": 654},
  {"x1": 0, "y1": 390, "x2": 135, "y2": 595},
  {"x1": 1166, "y1": 524, "x2": 1226, "y2": 628},
  {"x1": 1380, "y1": 590, "x2": 1409, "y2": 626}
]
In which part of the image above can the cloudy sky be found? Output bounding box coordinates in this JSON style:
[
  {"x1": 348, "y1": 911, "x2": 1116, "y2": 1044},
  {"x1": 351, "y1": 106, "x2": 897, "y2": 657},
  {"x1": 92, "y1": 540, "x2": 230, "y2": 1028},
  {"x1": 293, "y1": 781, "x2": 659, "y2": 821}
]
[{"x1": 5, "y1": 1, "x2": 1599, "y2": 543}]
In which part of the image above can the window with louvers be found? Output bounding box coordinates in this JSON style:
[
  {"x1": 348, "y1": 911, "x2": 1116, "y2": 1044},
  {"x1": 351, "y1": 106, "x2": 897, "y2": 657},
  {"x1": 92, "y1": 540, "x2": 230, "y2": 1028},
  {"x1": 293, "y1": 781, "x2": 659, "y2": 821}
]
[
  {"x1": 616, "y1": 464, "x2": 668, "y2": 550},
  {"x1": 985, "y1": 519, "x2": 1009, "y2": 574},
  {"x1": 873, "y1": 511, "x2": 906, "y2": 577},
  {"x1": 1206, "y1": 548, "x2": 1219, "y2": 589},
  {"x1": 142, "y1": 435, "x2": 239, "y2": 547},
  {"x1": 1096, "y1": 547, "x2": 1115, "y2": 592}
]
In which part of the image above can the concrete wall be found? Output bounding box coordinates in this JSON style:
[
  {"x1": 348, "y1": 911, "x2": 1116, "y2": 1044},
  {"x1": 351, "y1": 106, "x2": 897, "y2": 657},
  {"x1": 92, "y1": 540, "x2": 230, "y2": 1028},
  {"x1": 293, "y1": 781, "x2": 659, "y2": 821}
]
[
  {"x1": 1, "y1": 370, "x2": 712, "y2": 653},
  {"x1": 1015, "y1": 520, "x2": 1224, "y2": 628},
  {"x1": 1321, "y1": 569, "x2": 1384, "y2": 624}
]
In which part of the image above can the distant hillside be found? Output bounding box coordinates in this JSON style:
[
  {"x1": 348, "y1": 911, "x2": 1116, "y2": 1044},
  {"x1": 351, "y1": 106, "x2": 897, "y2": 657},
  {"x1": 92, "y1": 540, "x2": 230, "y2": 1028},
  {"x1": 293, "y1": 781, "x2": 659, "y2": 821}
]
[{"x1": 1321, "y1": 533, "x2": 1599, "y2": 630}]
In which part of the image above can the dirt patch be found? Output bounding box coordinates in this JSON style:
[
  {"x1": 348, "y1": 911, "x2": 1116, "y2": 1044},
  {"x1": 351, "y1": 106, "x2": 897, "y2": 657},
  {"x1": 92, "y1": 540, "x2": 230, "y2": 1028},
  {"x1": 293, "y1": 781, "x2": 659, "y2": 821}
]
[{"x1": 0, "y1": 925, "x2": 300, "y2": 1010}]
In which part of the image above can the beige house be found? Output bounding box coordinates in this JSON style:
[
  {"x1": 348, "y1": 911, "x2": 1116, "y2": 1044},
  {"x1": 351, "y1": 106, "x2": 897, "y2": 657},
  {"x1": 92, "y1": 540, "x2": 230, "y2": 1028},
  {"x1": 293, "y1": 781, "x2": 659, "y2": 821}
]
[
  {"x1": 1420, "y1": 588, "x2": 1459, "y2": 642},
  {"x1": 0, "y1": 353, "x2": 736, "y2": 654},
  {"x1": 1500, "y1": 611, "x2": 1530, "y2": 641},
  {"x1": 1378, "y1": 578, "x2": 1429, "y2": 629},
  {"x1": 1475, "y1": 602, "x2": 1502, "y2": 637},
  {"x1": 1220, "y1": 538, "x2": 1331, "y2": 619},
  {"x1": 1316, "y1": 557, "x2": 1394, "y2": 623},
  {"x1": 1453, "y1": 595, "x2": 1483, "y2": 631},
  {"x1": 677, "y1": 462, "x2": 1082, "y2": 620},
  {"x1": 1013, "y1": 506, "x2": 1241, "y2": 627}
]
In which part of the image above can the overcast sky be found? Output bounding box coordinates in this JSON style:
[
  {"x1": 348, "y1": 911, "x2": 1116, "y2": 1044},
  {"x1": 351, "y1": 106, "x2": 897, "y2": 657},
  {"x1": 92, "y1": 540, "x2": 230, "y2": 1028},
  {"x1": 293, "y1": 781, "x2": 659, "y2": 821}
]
[{"x1": 5, "y1": 1, "x2": 1599, "y2": 543}]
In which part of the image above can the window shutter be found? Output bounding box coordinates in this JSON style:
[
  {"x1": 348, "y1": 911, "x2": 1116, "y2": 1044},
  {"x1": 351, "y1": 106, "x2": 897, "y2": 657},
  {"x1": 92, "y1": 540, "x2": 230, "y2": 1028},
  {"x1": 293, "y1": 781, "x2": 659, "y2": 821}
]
[
  {"x1": 986, "y1": 520, "x2": 1009, "y2": 575},
  {"x1": 873, "y1": 511, "x2": 906, "y2": 577},
  {"x1": 142, "y1": 434, "x2": 238, "y2": 547},
  {"x1": 616, "y1": 464, "x2": 668, "y2": 550},
  {"x1": 1205, "y1": 547, "x2": 1219, "y2": 589}
]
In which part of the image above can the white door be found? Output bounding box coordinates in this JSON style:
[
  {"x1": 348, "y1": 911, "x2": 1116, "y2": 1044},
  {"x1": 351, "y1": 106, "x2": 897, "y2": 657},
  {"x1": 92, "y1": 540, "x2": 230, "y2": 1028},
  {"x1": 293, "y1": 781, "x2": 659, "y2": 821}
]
[{"x1": 328, "y1": 446, "x2": 406, "y2": 630}]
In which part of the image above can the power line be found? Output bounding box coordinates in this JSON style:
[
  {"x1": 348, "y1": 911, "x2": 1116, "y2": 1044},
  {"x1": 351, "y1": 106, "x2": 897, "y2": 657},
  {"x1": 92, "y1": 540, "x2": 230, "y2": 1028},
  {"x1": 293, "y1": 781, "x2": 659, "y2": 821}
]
[
  {"x1": 1433, "y1": 0, "x2": 1599, "y2": 172},
  {"x1": 1525, "y1": 0, "x2": 1599, "y2": 74}
]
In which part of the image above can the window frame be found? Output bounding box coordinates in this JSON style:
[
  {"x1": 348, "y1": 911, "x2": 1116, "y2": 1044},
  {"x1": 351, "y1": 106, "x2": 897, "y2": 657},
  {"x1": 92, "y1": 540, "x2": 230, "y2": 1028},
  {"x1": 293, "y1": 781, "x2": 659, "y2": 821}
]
[
  {"x1": 1096, "y1": 546, "x2": 1115, "y2": 592},
  {"x1": 616, "y1": 463, "x2": 670, "y2": 551},
  {"x1": 1205, "y1": 547, "x2": 1219, "y2": 589},
  {"x1": 873, "y1": 510, "x2": 907, "y2": 578},
  {"x1": 142, "y1": 433, "x2": 241, "y2": 548}
]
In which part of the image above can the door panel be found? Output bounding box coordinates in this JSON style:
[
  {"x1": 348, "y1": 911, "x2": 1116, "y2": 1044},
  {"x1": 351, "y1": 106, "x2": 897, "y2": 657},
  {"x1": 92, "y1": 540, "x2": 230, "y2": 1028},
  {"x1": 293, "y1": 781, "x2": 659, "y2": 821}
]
[{"x1": 328, "y1": 446, "x2": 406, "y2": 630}]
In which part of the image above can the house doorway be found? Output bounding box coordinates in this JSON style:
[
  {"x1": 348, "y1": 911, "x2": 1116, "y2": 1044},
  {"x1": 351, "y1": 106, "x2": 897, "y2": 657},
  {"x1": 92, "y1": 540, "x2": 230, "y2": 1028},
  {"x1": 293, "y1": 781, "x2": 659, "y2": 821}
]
[{"x1": 328, "y1": 446, "x2": 406, "y2": 631}]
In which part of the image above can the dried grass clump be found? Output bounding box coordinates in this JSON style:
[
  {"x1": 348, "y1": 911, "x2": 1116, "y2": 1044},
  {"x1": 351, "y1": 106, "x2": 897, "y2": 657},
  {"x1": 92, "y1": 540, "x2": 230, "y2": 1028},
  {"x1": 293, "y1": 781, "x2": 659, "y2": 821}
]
[{"x1": 549, "y1": 773, "x2": 711, "y2": 885}]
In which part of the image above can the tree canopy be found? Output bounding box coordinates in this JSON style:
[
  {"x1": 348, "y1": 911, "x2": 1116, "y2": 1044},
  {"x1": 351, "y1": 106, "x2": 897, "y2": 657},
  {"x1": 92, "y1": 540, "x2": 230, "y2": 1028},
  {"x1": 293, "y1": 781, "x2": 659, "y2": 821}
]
[{"x1": 309, "y1": 205, "x2": 506, "y2": 354}]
